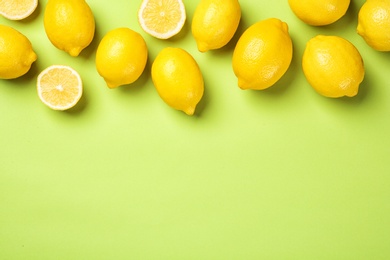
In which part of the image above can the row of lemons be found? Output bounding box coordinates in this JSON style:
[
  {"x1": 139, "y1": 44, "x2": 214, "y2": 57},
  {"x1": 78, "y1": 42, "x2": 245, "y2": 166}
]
[{"x1": 0, "y1": 0, "x2": 389, "y2": 115}]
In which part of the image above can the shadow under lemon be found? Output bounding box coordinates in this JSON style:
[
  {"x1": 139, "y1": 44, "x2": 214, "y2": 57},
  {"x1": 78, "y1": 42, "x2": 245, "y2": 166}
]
[
  {"x1": 5, "y1": 60, "x2": 40, "y2": 88},
  {"x1": 117, "y1": 56, "x2": 151, "y2": 95},
  {"x1": 78, "y1": 20, "x2": 103, "y2": 60}
]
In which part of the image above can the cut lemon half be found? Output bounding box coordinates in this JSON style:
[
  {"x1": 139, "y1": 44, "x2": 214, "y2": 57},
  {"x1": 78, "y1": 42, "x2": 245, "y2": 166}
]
[
  {"x1": 37, "y1": 65, "x2": 83, "y2": 111},
  {"x1": 0, "y1": 0, "x2": 38, "y2": 20},
  {"x1": 138, "y1": 0, "x2": 186, "y2": 39}
]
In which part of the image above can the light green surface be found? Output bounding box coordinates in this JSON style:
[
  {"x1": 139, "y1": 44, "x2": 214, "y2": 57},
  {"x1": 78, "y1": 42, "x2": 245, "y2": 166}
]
[{"x1": 1, "y1": 0, "x2": 390, "y2": 259}]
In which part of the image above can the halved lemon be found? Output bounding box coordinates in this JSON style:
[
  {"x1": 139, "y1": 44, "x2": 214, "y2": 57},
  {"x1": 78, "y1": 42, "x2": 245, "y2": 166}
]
[
  {"x1": 0, "y1": 0, "x2": 38, "y2": 20},
  {"x1": 138, "y1": 0, "x2": 186, "y2": 39},
  {"x1": 37, "y1": 65, "x2": 83, "y2": 111}
]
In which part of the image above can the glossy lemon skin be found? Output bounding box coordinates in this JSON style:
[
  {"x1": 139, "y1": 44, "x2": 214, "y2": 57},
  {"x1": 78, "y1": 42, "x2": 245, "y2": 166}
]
[
  {"x1": 0, "y1": 25, "x2": 37, "y2": 79},
  {"x1": 151, "y1": 48, "x2": 204, "y2": 116},
  {"x1": 232, "y1": 18, "x2": 293, "y2": 90},
  {"x1": 357, "y1": 0, "x2": 390, "y2": 51},
  {"x1": 288, "y1": 0, "x2": 350, "y2": 26},
  {"x1": 95, "y1": 28, "x2": 148, "y2": 89},
  {"x1": 44, "y1": 0, "x2": 95, "y2": 57},
  {"x1": 302, "y1": 35, "x2": 365, "y2": 98},
  {"x1": 192, "y1": 0, "x2": 241, "y2": 52}
]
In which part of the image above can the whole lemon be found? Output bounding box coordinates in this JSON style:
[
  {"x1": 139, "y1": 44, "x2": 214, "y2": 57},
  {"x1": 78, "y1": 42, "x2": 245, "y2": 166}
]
[
  {"x1": 0, "y1": 25, "x2": 37, "y2": 79},
  {"x1": 44, "y1": 0, "x2": 95, "y2": 57},
  {"x1": 95, "y1": 28, "x2": 148, "y2": 89},
  {"x1": 357, "y1": 0, "x2": 390, "y2": 51},
  {"x1": 232, "y1": 18, "x2": 293, "y2": 90},
  {"x1": 288, "y1": 0, "x2": 350, "y2": 26},
  {"x1": 302, "y1": 35, "x2": 365, "y2": 98},
  {"x1": 192, "y1": 0, "x2": 241, "y2": 52},
  {"x1": 151, "y1": 47, "x2": 204, "y2": 116}
]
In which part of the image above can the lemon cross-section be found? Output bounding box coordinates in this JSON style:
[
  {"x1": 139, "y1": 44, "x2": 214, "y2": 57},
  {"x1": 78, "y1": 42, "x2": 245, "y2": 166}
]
[
  {"x1": 0, "y1": 0, "x2": 38, "y2": 20},
  {"x1": 138, "y1": 0, "x2": 186, "y2": 39},
  {"x1": 37, "y1": 65, "x2": 83, "y2": 110}
]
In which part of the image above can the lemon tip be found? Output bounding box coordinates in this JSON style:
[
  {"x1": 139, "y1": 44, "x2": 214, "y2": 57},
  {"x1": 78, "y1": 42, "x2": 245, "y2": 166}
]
[
  {"x1": 105, "y1": 81, "x2": 120, "y2": 89},
  {"x1": 196, "y1": 41, "x2": 210, "y2": 52},
  {"x1": 183, "y1": 106, "x2": 196, "y2": 116}
]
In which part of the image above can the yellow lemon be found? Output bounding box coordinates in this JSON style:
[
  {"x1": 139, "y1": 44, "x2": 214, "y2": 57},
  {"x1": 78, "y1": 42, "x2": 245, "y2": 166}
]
[
  {"x1": 302, "y1": 35, "x2": 365, "y2": 98},
  {"x1": 138, "y1": 0, "x2": 186, "y2": 39},
  {"x1": 288, "y1": 0, "x2": 350, "y2": 26},
  {"x1": 357, "y1": 0, "x2": 390, "y2": 51},
  {"x1": 37, "y1": 65, "x2": 83, "y2": 111},
  {"x1": 192, "y1": 0, "x2": 241, "y2": 52},
  {"x1": 232, "y1": 18, "x2": 293, "y2": 90},
  {"x1": 95, "y1": 28, "x2": 148, "y2": 89},
  {"x1": 44, "y1": 0, "x2": 95, "y2": 57},
  {"x1": 151, "y1": 47, "x2": 204, "y2": 116},
  {"x1": 0, "y1": 25, "x2": 37, "y2": 79},
  {"x1": 0, "y1": 0, "x2": 38, "y2": 20}
]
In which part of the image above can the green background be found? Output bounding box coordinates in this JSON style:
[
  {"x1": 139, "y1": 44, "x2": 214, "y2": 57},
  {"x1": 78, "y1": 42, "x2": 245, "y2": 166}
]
[{"x1": 1, "y1": 0, "x2": 390, "y2": 259}]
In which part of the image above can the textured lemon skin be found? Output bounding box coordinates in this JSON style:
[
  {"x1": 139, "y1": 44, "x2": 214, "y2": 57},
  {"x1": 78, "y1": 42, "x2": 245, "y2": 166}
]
[
  {"x1": 44, "y1": 0, "x2": 95, "y2": 57},
  {"x1": 95, "y1": 28, "x2": 148, "y2": 89},
  {"x1": 288, "y1": 0, "x2": 350, "y2": 26},
  {"x1": 302, "y1": 35, "x2": 365, "y2": 98},
  {"x1": 0, "y1": 25, "x2": 37, "y2": 79},
  {"x1": 151, "y1": 48, "x2": 204, "y2": 116},
  {"x1": 357, "y1": 0, "x2": 390, "y2": 51},
  {"x1": 192, "y1": 0, "x2": 241, "y2": 52},
  {"x1": 232, "y1": 18, "x2": 293, "y2": 90}
]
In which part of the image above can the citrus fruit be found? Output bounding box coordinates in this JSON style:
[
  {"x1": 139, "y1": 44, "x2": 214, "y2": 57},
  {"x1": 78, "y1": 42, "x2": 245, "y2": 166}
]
[
  {"x1": 151, "y1": 47, "x2": 204, "y2": 116},
  {"x1": 192, "y1": 0, "x2": 241, "y2": 52},
  {"x1": 37, "y1": 65, "x2": 83, "y2": 110},
  {"x1": 0, "y1": 25, "x2": 37, "y2": 79},
  {"x1": 43, "y1": 0, "x2": 95, "y2": 57},
  {"x1": 0, "y1": 0, "x2": 38, "y2": 20},
  {"x1": 357, "y1": 0, "x2": 390, "y2": 51},
  {"x1": 95, "y1": 28, "x2": 148, "y2": 89},
  {"x1": 302, "y1": 35, "x2": 365, "y2": 98},
  {"x1": 232, "y1": 18, "x2": 293, "y2": 90},
  {"x1": 138, "y1": 0, "x2": 186, "y2": 39},
  {"x1": 288, "y1": 0, "x2": 350, "y2": 26}
]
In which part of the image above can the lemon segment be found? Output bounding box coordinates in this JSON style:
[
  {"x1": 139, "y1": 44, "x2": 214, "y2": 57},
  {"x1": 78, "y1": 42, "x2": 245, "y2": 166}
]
[
  {"x1": 43, "y1": 0, "x2": 95, "y2": 57},
  {"x1": 151, "y1": 48, "x2": 204, "y2": 115},
  {"x1": 357, "y1": 0, "x2": 390, "y2": 51},
  {"x1": 37, "y1": 65, "x2": 83, "y2": 110},
  {"x1": 95, "y1": 28, "x2": 148, "y2": 89},
  {"x1": 302, "y1": 35, "x2": 365, "y2": 98},
  {"x1": 0, "y1": 25, "x2": 37, "y2": 79},
  {"x1": 0, "y1": 0, "x2": 38, "y2": 20},
  {"x1": 288, "y1": 0, "x2": 350, "y2": 26},
  {"x1": 232, "y1": 18, "x2": 293, "y2": 90},
  {"x1": 138, "y1": 0, "x2": 186, "y2": 39},
  {"x1": 192, "y1": 0, "x2": 241, "y2": 52}
]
